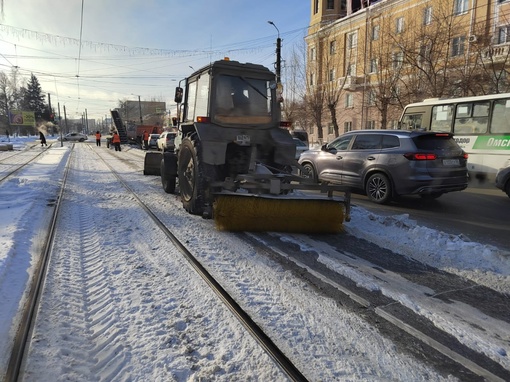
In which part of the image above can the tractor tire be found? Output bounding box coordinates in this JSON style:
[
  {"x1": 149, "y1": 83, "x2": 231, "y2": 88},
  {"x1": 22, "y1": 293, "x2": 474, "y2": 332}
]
[
  {"x1": 161, "y1": 154, "x2": 177, "y2": 194},
  {"x1": 178, "y1": 137, "x2": 208, "y2": 215}
]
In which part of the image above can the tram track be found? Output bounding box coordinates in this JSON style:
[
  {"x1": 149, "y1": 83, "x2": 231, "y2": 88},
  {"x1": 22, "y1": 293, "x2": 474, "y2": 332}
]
[
  {"x1": 8, "y1": 145, "x2": 308, "y2": 382},
  {"x1": 4, "y1": 144, "x2": 72, "y2": 382},
  {"x1": 6, "y1": 143, "x2": 509, "y2": 380},
  {"x1": 242, "y1": 231, "x2": 510, "y2": 382},
  {"x1": 0, "y1": 144, "x2": 54, "y2": 183},
  {"x1": 95, "y1": 146, "x2": 510, "y2": 381}
]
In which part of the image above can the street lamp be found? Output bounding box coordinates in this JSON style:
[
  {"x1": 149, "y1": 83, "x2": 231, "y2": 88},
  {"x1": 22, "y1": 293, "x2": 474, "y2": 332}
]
[
  {"x1": 267, "y1": 21, "x2": 282, "y2": 85},
  {"x1": 131, "y1": 94, "x2": 143, "y2": 125}
]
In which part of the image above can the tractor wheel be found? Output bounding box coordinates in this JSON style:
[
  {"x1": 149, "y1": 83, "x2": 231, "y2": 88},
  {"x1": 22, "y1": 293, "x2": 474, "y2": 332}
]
[
  {"x1": 161, "y1": 156, "x2": 176, "y2": 194},
  {"x1": 178, "y1": 137, "x2": 208, "y2": 215},
  {"x1": 504, "y1": 179, "x2": 510, "y2": 198}
]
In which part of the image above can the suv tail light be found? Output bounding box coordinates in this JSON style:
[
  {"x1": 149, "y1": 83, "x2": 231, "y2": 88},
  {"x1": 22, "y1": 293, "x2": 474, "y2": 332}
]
[{"x1": 404, "y1": 153, "x2": 437, "y2": 160}]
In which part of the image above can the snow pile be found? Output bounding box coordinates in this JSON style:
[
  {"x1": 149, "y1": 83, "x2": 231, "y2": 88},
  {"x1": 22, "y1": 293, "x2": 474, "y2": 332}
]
[{"x1": 345, "y1": 208, "x2": 510, "y2": 295}]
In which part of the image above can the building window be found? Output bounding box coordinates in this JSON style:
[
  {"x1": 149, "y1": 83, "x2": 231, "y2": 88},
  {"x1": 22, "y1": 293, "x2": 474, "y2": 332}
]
[
  {"x1": 329, "y1": 69, "x2": 336, "y2": 82},
  {"x1": 310, "y1": 73, "x2": 314, "y2": 86},
  {"x1": 366, "y1": 120, "x2": 376, "y2": 129},
  {"x1": 330, "y1": 40, "x2": 336, "y2": 55},
  {"x1": 310, "y1": 47, "x2": 316, "y2": 61},
  {"x1": 327, "y1": 0, "x2": 335, "y2": 9},
  {"x1": 454, "y1": 0, "x2": 469, "y2": 15},
  {"x1": 368, "y1": 90, "x2": 376, "y2": 106},
  {"x1": 451, "y1": 36, "x2": 465, "y2": 56},
  {"x1": 419, "y1": 43, "x2": 431, "y2": 64},
  {"x1": 328, "y1": 123, "x2": 334, "y2": 135},
  {"x1": 369, "y1": 58, "x2": 378, "y2": 73},
  {"x1": 372, "y1": 25, "x2": 380, "y2": 40},
  {"x1": 345, "y1": 94, "x2": 354, "y2": 108},
  {"x1": 347, "y1": 32, "x2": 358, "y2": 49},
  {"x1": 344, "y1": 121, "x2": 353, "y2": 132},
  {"x1": 314, "y1": 0, "x2": 319, "y2": 14},
  {"x1": 498, "y1": 26, "x2": 510, "y2": 44},
  {"x1": 423, "y1": 7, "x2": 433, "y2": 25},
  {"x1": 396, "y1": 17, "x2": 404, "y2": 34},
  {"x1": 393, "y1": 52, "x2": 404, "y2": 69},
  {"x1": 346, "y1": 63, "x2": 356, "y2": 76}
]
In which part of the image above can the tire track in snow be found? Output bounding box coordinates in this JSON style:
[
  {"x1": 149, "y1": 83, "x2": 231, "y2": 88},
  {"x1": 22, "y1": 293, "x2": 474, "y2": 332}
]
[
  {"x1": 77, "y1": 203, "x2": 131, "y2": 380},
  {"x1": 22, "y1": 149, "x2": 133, "y2": 381}
]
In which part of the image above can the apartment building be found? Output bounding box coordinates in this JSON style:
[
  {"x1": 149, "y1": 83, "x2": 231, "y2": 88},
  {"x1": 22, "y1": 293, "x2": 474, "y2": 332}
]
[{"x1": 306, "y1": 0, "x2": 510, "y2": 144}]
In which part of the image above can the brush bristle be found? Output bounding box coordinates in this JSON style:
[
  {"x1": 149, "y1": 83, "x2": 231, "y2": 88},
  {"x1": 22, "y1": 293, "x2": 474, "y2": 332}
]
[{"x1": 213, "y1": 195, "x2": 344, "y2": 233}]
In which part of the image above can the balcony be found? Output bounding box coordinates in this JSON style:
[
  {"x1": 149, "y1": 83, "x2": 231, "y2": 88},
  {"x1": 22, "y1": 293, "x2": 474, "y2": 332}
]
[{"x1": 481, "y1": 44, "x2": 510, "y2": 65}]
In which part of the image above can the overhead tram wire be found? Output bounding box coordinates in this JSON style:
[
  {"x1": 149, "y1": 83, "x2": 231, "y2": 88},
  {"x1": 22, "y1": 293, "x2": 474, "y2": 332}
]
[{"x1": 74, "y1": 0, "x2": 85, "y2": 114}]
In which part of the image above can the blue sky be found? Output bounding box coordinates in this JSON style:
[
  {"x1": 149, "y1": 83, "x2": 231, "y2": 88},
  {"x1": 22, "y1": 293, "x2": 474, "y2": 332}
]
[{"x1": 0, "y1": 0, "x2": 310, "y2": 120}]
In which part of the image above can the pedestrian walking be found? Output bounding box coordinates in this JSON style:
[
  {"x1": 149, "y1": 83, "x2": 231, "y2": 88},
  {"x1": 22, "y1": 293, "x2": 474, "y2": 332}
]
[
  {"x1": 142, "y1": 130, "x2": 149, "y2": 150},
  {"x1": 39, "y1": 131, "x2": 47, "y2": 147},
  {"x1": 95, "y1": 130, "x2": 101, "y2": 146},
  {"x1": 112, "y1": 131, "x2": 121, "y2": 151}
]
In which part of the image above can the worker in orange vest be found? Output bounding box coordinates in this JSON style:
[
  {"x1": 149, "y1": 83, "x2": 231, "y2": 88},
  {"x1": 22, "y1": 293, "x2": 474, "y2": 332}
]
[
  {"x1": 112, "y1": 132, "x2": 121, "y2": 151},
  {"x1": 95, "y1": 131, "x2": 101, "y2": 146},
  {"x1": 142, "y1": 130, "x2": 149, "y2": 150}
]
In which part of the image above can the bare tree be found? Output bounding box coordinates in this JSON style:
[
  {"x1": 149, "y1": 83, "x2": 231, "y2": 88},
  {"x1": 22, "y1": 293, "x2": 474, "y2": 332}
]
[
  {"x1": 398, "y1": 1, "x2": 464, "y2": 100},
  {"x1": 304, "y1": 29, "x2": 334, "y2": 144},
  {"x1": 364, "y1": 13, "x2": 404, "y2": 129},
  {"x1": 468, "y1": 17, "x2": 510, "y2": 94},
  {"x1": 323, "y1": 30, "x2": 350, "y2": 137}
]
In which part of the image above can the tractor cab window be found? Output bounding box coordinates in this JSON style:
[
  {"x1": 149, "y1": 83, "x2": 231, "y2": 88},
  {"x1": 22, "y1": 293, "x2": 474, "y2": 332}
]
[
  {"x1": 185, "y1": 72, "x2": 210, "y2": 122},
  {"x1": 214, "y1": 74, "x2": 272, "y2": 125}
]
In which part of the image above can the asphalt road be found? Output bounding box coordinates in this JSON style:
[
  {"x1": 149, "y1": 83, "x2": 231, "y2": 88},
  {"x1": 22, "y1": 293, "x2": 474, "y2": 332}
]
[{"x1": 348, "y1": 180, "x2": 510, "y2": 252}]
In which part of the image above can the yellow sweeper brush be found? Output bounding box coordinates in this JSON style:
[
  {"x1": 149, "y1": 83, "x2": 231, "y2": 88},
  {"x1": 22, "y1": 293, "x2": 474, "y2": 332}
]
[{"x1": 214, "y1": 194, "x2": 346, "y2": 233}]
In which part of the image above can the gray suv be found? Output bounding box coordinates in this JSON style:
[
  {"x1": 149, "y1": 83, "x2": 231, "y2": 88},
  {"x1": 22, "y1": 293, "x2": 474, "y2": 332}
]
[{"x1": 298, "y1": 130, "x2": 468, "y2": 204}]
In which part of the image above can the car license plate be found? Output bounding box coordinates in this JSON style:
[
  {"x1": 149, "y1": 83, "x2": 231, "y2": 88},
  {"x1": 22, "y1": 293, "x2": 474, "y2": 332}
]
[
  {"x1": 443, "y1": 159, "x2": 459, "y2": 166},
  {"x1": 235, "y1": 135, "x2": 250, "y2": 146}
]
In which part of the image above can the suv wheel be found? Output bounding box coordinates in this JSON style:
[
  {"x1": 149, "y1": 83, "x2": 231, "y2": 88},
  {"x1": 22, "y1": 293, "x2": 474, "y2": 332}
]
[
  {"x1": 301, "y1": 163, "x2": 318, "y2": 182},
  {"x1": 366, "y1": 173, "x2": 392, "y2": 204}
]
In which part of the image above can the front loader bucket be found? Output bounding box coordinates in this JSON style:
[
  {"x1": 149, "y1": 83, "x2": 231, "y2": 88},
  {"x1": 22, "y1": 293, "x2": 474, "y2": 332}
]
[
  {"x1": 213, "y1": 194, "x2": 345, "y2": 233},
  {"x1": 143, "y1": 152, "x2": 162, "y2": 175}
]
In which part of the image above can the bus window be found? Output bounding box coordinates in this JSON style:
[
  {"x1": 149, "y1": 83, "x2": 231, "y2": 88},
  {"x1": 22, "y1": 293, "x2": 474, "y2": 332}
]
[
  {"x1": 431, "y1": 105, "x2": 453, "y2": 132},
  {"x1": 454, "y1": 102, "x2": 489, "y2": 134},
  {"x1": 400, "y1": 114, "x2": 423, "y2": 130},
  {"x1": 491, "y1": 99, "x2": 510, "y2": 134}
]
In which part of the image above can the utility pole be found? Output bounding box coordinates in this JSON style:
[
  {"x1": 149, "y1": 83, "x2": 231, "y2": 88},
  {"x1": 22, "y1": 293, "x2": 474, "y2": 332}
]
[
  {"x1": 58, "y1": 102, "x2": 63, "y2": 146},
  {"x1": 138, "y1": 95, "x2": 143, "y2": 125},
  {"x1": 85, "y1": 108, "x2": 89, "y2": 134},
  {"x1": 268, "y1": 21, "x2": 282, "y2": 85}
]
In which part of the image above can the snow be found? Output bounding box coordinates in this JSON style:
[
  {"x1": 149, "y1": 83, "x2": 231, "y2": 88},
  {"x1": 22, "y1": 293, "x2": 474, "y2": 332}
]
[{"x1": 0, "y1": 136, "x2": 509, "y2": 381}]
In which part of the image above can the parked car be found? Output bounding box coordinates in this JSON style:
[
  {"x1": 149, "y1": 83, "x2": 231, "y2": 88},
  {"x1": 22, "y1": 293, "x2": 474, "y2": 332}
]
[
  {"x1": 293, "y1": 137, "x2": 309, "y2": 159},
  {"x1": 157, "y1": 132, "x2": 177, "y2": 152},
  {"x1": 60, "y1": 132, "x2": 88, "y2": 142},
  {"x1": 147, "y1": 134, "x2": 160, "y2": 150},
  {"x1": 495, "y1": 166, "x2": 510, "y2": 198},
  {"x1": 298, "y1": 130, "x2": 468, "y2": 204}
]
